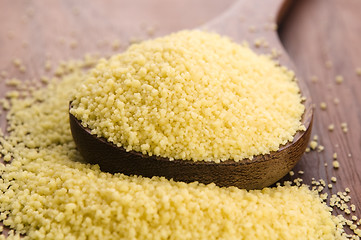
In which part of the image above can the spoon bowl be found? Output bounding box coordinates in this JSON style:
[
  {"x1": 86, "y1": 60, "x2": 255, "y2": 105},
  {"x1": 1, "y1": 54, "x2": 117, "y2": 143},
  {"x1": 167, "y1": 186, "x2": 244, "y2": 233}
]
[
  {"x1": 69, "y1": 0, "x2": 313, "y2": 189},
  {"x1": 69, "y1": 105, "x2": 312, "y2": 190}
]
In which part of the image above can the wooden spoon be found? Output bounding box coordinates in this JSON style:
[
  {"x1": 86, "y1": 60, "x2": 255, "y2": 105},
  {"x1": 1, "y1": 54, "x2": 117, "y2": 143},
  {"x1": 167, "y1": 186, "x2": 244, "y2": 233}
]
[{"x1": 69, "y1": 0, "x2": 313, "y2": 190}]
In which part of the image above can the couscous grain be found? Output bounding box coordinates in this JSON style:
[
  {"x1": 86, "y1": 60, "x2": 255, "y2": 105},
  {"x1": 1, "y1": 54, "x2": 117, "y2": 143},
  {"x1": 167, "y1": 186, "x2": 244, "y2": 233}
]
[{"x1": 336, "y1": 75, "x2": 344, "y2": 84}]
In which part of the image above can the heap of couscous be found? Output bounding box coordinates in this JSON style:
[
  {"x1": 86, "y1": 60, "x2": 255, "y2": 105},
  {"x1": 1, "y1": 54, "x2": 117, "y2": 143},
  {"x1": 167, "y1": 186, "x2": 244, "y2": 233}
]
[
  {"x1": 0, "y1": 31, "x2": 358, "y2": 239},
  {"x1": 0, "y1": 66, "x2": 347, "y2": 239},
  {"x1": 70, "y1": 30, "x2": 305, "y2": 162}
]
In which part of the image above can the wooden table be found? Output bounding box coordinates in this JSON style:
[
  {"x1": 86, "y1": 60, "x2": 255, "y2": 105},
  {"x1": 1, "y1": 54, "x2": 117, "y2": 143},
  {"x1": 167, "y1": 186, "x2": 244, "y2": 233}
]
[
  {"x1": 279, "y1": 0, "x2": 361, "y2": 221},
  {"x1": 1, "y1": 0, "x2": 360, "y2": 236}
]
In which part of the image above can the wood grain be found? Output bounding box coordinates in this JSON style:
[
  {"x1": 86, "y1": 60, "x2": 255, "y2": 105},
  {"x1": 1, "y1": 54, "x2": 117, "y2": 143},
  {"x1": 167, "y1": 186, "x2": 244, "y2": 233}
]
[{"x1": 279, "y1": 0, "x2": 361, "y2": 225}]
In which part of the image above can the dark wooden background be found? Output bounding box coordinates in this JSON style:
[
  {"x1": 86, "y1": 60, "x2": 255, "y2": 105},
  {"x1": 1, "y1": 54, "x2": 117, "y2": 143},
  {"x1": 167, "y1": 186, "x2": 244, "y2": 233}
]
[{"x1": 1, "y1": 0, "x2": 360, "y2": 236}]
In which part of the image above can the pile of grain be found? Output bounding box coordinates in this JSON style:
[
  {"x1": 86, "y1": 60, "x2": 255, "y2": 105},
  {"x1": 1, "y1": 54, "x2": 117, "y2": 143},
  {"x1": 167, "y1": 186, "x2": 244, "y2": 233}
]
[
  {"x1": 0, "y1": 31, "x2": 351, "y2": 240},
  {"x1": 70, "y1": 30, "x2": 305, "y2": 162}
]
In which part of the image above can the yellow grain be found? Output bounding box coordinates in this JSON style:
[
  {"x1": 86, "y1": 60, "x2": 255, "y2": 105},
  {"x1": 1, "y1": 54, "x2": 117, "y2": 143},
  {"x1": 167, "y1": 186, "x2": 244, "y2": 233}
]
[
  {"x1": 336, "y1": 75, "x2": 344, "y2": 84},
  {"x1": 320, "y1": 102, "x2": 327, "y2": 110},
  {"x1": 310, "y1": 140, "x2": 318, "y2": 150},
  {"x1": 333, "y1": 161, "x2": 340, "y2": 169}
]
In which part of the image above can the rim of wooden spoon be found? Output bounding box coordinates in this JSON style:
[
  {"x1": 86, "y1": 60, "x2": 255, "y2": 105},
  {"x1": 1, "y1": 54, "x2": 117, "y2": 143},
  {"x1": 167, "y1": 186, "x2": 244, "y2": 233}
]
[{"x1": 69, "y1": 100, "x2": 312, "y2": 190}]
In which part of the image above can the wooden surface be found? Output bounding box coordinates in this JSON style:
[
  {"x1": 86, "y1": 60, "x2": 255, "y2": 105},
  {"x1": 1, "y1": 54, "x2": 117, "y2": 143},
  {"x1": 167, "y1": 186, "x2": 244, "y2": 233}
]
[
  {"x1": 279, "y1": 0, "x2": 361, "y2": 222},
  {"x1": 0, "y1": 0, "x2": 360, "y2": 236}
]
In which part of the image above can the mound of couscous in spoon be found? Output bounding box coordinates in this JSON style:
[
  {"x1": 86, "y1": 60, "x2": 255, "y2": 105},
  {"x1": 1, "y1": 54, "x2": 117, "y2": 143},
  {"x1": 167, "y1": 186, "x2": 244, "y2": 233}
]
[{"x1": 70, "y1": 30, "x2": 305, "y2": 162}]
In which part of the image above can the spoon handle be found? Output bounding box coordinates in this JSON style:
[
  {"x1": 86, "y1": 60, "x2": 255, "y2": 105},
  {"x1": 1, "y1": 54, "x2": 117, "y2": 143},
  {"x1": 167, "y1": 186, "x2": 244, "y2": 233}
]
[
  {"x1": 203, "y1": 0, "x2": 290, "y2": 65},
  {"x1": 203, "y1": 0, "x2": 289, "y2": 41}
]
